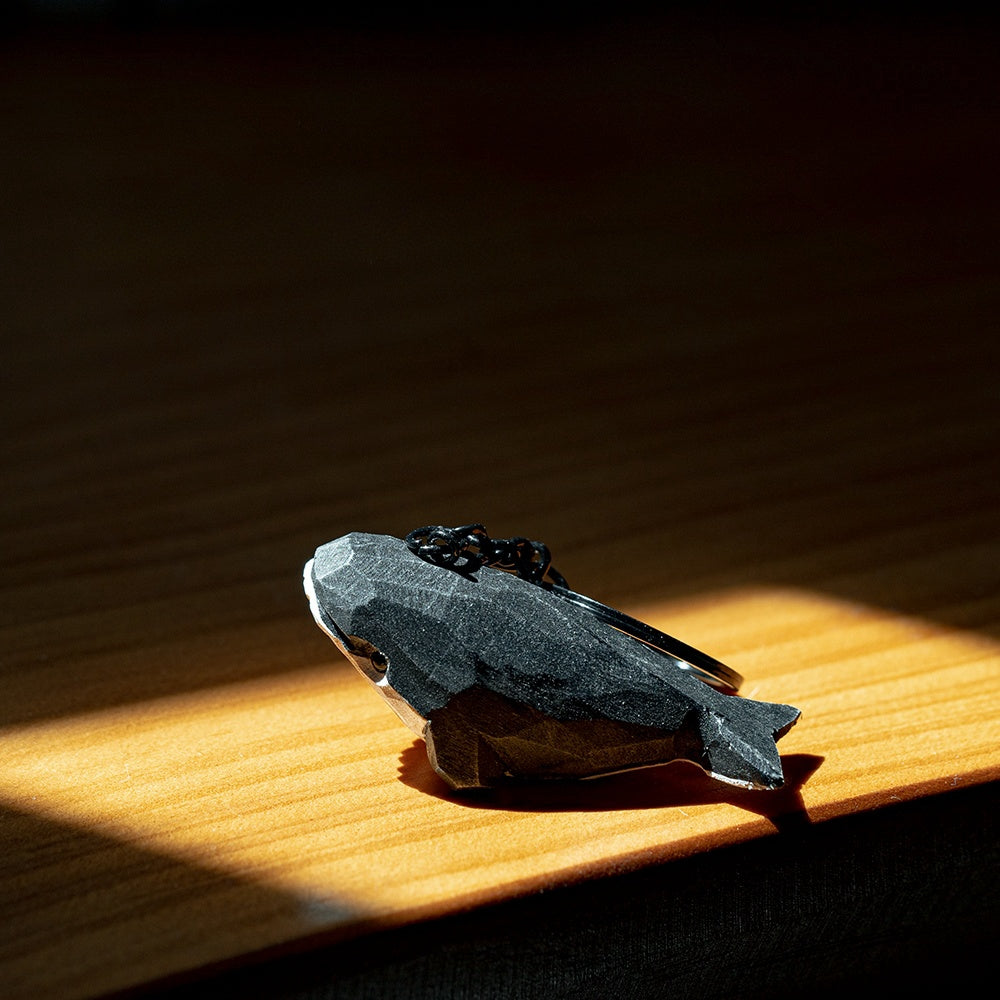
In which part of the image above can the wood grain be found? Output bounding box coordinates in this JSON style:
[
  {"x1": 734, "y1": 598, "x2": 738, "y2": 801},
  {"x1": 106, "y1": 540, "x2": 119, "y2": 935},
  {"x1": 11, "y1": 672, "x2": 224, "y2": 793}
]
[{"x1": 2, "y1": 14, "x2": 999, "y2": 1000}]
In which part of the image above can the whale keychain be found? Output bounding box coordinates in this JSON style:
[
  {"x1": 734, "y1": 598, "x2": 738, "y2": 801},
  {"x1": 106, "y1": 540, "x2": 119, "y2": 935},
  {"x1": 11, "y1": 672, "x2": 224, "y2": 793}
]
[{"x1": 304, "y1": 524, "x2": 800, "y2": 791}]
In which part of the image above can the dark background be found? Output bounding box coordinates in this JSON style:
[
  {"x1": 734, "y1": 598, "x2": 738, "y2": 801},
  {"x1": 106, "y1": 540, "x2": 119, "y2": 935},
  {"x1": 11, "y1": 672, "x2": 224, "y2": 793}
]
[
  {"x1": 5, "y1": 3, "x2": 998, "y2": 682},
  {"x1": 3, "y1": 0, "x2": 999, "y2": 729}
]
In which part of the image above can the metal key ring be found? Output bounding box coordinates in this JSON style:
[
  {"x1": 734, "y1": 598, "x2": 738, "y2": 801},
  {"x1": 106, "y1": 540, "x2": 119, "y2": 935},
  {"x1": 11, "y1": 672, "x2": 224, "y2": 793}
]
[{"x1": 405, "y1": 524, "x2": 743, "y2": 695}]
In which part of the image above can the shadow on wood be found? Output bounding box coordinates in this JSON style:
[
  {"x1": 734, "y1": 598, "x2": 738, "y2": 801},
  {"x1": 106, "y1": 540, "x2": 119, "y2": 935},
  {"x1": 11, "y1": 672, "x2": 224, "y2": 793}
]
[{"x1": 398, "y1": 740, "x2": 823, "y2": 832}]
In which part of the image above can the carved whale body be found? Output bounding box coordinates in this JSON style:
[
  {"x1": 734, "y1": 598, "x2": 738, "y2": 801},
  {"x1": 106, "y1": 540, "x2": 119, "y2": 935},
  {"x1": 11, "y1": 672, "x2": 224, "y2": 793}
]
[{"x1": 305, "y1": 532, "x2": 800, "y2": 791}]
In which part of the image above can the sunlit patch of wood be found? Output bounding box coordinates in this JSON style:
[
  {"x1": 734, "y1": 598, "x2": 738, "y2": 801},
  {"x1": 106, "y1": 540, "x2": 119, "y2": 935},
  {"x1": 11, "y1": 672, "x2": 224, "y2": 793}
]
[{"x1": 2, "y1": 586, "x2": 997, "y2": 982}]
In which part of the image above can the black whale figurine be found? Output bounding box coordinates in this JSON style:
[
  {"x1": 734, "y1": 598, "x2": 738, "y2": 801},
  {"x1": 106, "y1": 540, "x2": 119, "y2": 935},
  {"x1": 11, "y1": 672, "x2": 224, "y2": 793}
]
[{"x1": 304, "y1": 532, "x2": 800, "y2": 791}]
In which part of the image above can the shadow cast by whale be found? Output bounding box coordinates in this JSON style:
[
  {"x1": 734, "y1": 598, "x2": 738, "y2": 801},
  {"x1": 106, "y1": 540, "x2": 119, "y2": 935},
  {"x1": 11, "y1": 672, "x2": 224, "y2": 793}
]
[{"x1": 397, "y1": 740, "x2": 823, "y2": 832}]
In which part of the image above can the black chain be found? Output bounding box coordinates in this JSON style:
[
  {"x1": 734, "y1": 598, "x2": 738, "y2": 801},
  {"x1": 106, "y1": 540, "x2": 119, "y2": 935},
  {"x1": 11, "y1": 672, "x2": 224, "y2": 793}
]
[{"x1": 405, "y1": 524, "x2": 567, "y2": 588}]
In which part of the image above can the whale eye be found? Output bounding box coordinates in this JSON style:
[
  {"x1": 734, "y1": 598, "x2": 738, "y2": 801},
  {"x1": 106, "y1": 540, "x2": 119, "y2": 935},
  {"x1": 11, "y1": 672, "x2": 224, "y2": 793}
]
[{"x1": 346, "y1": 635, "x2": 389, "y2": 681}]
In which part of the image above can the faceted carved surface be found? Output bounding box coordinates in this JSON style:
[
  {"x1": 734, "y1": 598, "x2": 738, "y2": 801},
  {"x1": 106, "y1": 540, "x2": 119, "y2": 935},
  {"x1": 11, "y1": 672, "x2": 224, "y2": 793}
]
[
  {"x1": 307, "y1": 532, "x2": 800, "y2": 790},
  {"x1": 424, "y1": 686, "x2": 700, "y2": 789}
]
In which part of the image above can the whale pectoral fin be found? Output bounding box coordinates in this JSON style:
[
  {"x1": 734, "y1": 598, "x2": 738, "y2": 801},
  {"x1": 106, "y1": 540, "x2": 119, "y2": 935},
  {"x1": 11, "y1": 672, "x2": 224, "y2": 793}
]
[{"x1": 424, "y1": 707, "x2": 507, "y2": 790}]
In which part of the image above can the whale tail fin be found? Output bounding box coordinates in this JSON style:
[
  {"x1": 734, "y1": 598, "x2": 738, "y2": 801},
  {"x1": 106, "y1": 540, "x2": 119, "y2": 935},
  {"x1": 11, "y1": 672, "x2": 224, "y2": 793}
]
[{"x1": 697, "y1": 698, "x2": 800, "y2": 789}]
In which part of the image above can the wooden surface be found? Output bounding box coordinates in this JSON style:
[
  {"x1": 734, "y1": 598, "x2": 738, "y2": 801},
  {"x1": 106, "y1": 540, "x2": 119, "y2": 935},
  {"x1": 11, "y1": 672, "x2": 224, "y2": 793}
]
[{"x1": 2, "y1": 12, "x2": 999, "y2": 1000}]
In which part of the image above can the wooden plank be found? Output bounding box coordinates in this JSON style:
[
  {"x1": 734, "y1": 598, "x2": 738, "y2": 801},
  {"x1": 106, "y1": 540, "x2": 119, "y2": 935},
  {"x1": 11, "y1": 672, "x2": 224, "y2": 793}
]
[
  {"x1": 2, "y1": 14, "x2": 999, "y2": 1000},
  {"x1": 2, "y1": 585, "x2": 997, "y2": 999}
]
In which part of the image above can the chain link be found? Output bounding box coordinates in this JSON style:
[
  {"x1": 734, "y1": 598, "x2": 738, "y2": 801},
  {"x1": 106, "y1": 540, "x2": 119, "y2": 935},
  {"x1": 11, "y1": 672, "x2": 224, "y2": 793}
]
[{"x1": 405, "y1": 524, "x2": 567, "y2": 588}]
